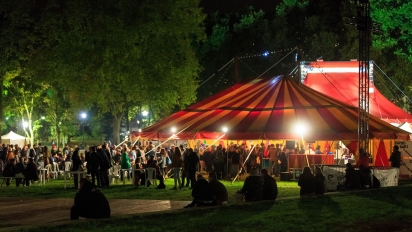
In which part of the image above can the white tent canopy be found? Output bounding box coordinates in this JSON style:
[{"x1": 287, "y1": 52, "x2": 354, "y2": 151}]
[
  {"x1": 398, "y1": 122, "x2": 412, "y2": 134},
  {"x1": 1, "y1": 131, "x2": 27, "y2": 147}
]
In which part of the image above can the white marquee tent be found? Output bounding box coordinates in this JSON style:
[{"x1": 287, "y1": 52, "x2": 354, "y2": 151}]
[
  {"x1": 398, "y1": 122, "x2": 412, "y2": 134},
  {"x1": 1, "y1": 131, "x2": 27, "y2": 147}
]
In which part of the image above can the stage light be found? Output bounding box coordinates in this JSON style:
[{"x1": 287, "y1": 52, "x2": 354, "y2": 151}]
[
  {"x1": 222, "y1": 127, "x2": 228, "y2": 133},
  {"x1": 294, "y1": 122, "x2": 307, "y2": 135},
  {"x1": 171, "y1": 127, "x2": 177, "y2": 133}
]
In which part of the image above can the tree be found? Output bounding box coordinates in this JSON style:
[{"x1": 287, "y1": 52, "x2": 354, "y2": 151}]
[
  {"x1": 371, "y1": 1, "x2": 412, "y2": 61},
  {"x1": 32, "y1": 0, "x2": 206, "y2": 144}
]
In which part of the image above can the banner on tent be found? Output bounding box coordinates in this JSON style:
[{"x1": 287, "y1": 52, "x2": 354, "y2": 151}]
[
  {"x1": 395, "y1": 141, "x2": 412, "y2": 178},
  {"x1": 372, "y1": 168, "x2": 399, "y2": 187},
  {"x1": 322, "y1": 166, "x2": 346, "y2": 191}
]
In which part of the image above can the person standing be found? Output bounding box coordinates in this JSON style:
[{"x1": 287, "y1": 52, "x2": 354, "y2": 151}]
[
  {"x1": 71, "y1": 148, "x2": 83, "y2": 189},
  {"x1": 389, "y1": 145, "x2": 401, "y2": 168},
  {"x1": 268, "y1": 144, "x2": 278, "y2": 176},
  {"x1": 120, "y1": 148, "x2": 131, "y2": 181},
  {"x1": 171, "y1": 147, "x2": 182, "y2": 190},
  {"x1": 99, "y1": 144, "x2": 112, "y2": 188},
  {"x1": 89, "y1": 146, "x2": 102, "y2": 187},
  {"x1": 187, "y1": 148, "x2": 199, "y2": 189},
  {"x1": 213, "y1": 145, "x2": 225, "y2": 180}
]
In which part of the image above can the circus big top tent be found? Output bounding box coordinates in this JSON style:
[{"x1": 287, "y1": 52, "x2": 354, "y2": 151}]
[
  {"x1": 301, "y1": 60, "x2": 412, "y2": 124},
  {"x1": 137, "y1": 75, "x2": 408, "y2": 141}
]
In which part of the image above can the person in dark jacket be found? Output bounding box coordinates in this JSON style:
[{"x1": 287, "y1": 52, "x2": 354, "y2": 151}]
[
  {"x1": 70, "y1": 178, "x2": 110, "y2": 220},
  {"x1": 238, "y1": 168, "x2": 264, "y2": 201},
  {"x1": 213, "y1": 145, "x2": 225, "y2": 179},
  {"x1": 186, "y1": 149, "x2": 199, "y2": 189},
  {"x1": 389, "y1": 145, "x2": 401, "y2": 168},
  {"x1": 3, "y1": 158, "x2": 16, "y2": 186},
  {"x1": 184, "y1": 174, "x2": 214, "y2": 208},
  {"x1": 71, "y1": 148, "x2": 83, "y2": 189},
  {"x1": 314, "y1": 167, "x2": 326, "y2": 195},
  {"x1": 343, "y1": 163, "x2": 361, "y2": 190},
  {"x1": 261, "y1": 169, "x2": 278, "y2": 200},
  {"x1": 208, "y1": 172, "x2": 228, "y2": 205},
  {"x1": 298, "y1": 166, "x2": 315, "y2": 196},
  {"x1": 98, "y1": 145, "x2": 112, "y2": 188},
  {"x1": 15, "y1": 157, "x2": 26, "y2": 187},
  {"x1": 203, "y1": 146, "x2": 214, "y2": 173},
  {"x1": 24, "y1": 157, "x2": 39, "y2": 186},
  {"x1": 88, "y1": 146, "x2": 102, "y2": 187}
]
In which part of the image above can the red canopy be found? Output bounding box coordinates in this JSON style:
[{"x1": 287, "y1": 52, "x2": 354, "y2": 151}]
[
  {"x1": 302, "y1": 60, "x2": 412, "y2": 123},
  {"x1": 136, "y1": 75, "x2": 408, "y2": 141}
]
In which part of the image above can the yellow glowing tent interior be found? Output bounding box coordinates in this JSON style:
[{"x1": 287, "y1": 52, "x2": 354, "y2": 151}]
[{"x1": 135, "y1": 75, "x2": 409, "y2": 141}]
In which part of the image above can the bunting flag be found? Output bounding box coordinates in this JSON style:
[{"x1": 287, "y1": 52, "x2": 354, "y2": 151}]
[
  {"x1": 137, "y1": 76, "x2": 409, "y2": 141},
  {"x1": 324, "y1": 141, "x2": 330, "y2": 154},
  {"x1": 375, "y1": 140, "x2": 390, "y2": 167}
]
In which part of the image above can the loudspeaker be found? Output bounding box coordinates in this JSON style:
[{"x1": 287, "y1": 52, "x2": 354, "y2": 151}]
[{"x1": 286, "y1": 140, "x2": 295, "y2": 149}]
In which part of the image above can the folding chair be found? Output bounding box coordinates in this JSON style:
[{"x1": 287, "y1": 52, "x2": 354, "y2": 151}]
[
  {"x1": 109, "y1": 165, "x2": 121, "y2": 185},
  {"x1": 145, "y1": 168, "x2": 157, "y2": 187}
]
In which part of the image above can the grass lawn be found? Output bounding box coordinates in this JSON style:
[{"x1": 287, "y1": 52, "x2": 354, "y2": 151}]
[
  {"x1": 0, "y1": 177, "x2": 300, "y2": 201},
  {"x1": 13, "y1": 184, "x2": 412, "y2": 232}
]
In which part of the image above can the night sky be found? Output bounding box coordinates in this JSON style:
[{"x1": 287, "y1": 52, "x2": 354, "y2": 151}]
[{"x1": 200, "y1": 0, "x2": 281, "y2": 13}]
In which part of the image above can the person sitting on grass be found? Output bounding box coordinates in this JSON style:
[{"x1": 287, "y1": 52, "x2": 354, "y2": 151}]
[
  {"x1": 338, "y1": 163, "x2": 361, "y2": 191},
  {"x1": 261, "y1": 169, "x2": 278, "y2": 200},
  {"x1": 314, "y1": 167, "x2": 326, "y2": 195},
  {"x1": 298, "y1": 166, "x2": 315, "y2": 196},
  {"x1": 70, "y1": 178, "x2": 110, "y2": 220},
  {"x1": 184, "y1": 174, "x2": 214, "y2": 208},
  {"x1": 237, "y1": 167, "x2": 264, "y2": 202},
  {"x1": 208, "y1": 172, "x2": 228, "y2": 205}
]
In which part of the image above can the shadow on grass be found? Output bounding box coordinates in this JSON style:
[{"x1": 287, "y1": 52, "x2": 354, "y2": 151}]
[
  {"x1": 297, "y1": 194, "x2": 342, "y2": 220},
  {"x1": 349, "y1": 186, "x2": 412, "y2": 209}
]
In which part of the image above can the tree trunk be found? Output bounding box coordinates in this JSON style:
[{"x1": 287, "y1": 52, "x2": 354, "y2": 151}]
[
  {"x1": 56, "y1": 122, "x2": 61, "y2": 147},
  {"x1": 113, "y1": 113, "x2": 123, "y2": 145},
  {"x1": 0, "y1": 78, "x2": 3, "y2": 144}
]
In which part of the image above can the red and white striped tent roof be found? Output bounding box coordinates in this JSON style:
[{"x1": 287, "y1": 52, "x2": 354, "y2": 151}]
[
  {"x1": 301, "y1": 60, "x2": 412, "y2": 123},
  {"x1": 136, "y1": 75, "x2": 408, "y2": 141}
]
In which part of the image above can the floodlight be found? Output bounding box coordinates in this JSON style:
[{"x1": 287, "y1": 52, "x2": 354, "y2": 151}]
[
  {"x1": 222, "y1": 127, "x2": 228, "y2": 133},
  {"x1": 294, "y1": 122, "x2": 307, "y2": 135}
]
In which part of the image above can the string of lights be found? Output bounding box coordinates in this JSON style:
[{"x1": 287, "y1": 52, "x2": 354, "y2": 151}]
[{"x1": 239, "y1": 47, "x2": 296, "y2": 59}]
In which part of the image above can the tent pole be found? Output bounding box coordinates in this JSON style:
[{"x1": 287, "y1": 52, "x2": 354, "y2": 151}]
[{"x1": 232, "y1": 144, "x2": 255, "y2": 183}]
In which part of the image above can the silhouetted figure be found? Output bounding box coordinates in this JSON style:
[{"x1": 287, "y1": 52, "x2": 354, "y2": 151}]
[
  {"x1": 184, "y1": 174, "x2": 214, "y2": 208},
  {"x1": 314, "y1": 167, "x2": 326, "y2": 195},
  {"x1": 261, "y1": 169, "x2": 278, "y2": 200},
  {"x1": 339, "y1": 163, "x2": 360, "y2": 190},
  {"x1": 24, "y1": 157, "x2": 39, "y2": 186},
  {"x1": 208, "y1": 172, "x2": 228, "y2": 205},
  {"x1": 298, "y1": 167, "x2": 315, "y2": 196},
  {"x1": 70, "y1": 178, "x2": 110, "y2": 220},
  {"x1": 389, "y1": 145, "x2": 401, "y2": 168},
  {"x1": 237, "y1": 168, "x2": 264, "y2": 201}
]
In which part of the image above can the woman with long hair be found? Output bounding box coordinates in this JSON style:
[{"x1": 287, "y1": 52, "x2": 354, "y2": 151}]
[
  {"x1": 171, "y1": 147, "x2": 182, "y2": 190},
  {"x1": 298, "y1": 166, "x2": 315, "y2": 196},
  {"x1": 314, "y1": 167, "x2": 326, "y2": 195}
]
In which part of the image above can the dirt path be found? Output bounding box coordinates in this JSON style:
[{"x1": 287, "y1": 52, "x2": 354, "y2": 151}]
[{"x1": 0, "y1": 197, "x2": 191, "y2": 231}]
